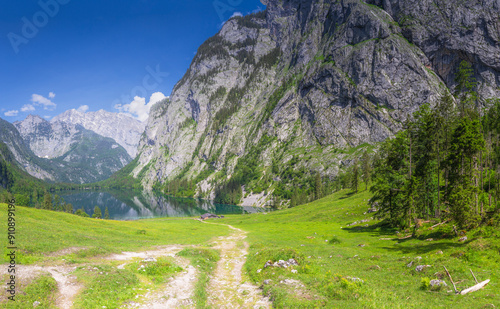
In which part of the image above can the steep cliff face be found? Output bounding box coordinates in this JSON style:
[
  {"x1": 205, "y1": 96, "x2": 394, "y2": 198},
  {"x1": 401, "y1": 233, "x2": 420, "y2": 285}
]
[
  {"x1": 52, "y1": 109, "x2": 145, "y2": 158},
  {"x1": 366, "y1": 0, "x2": 500, "y2": 99},
  {"x1": 14, "y1": 115, "x2": 81, "y2": 159},
  {"x1": 0, "y1": 117, "x2": 56, "y2": 181},
  {"x1": 5, "y1": 115, "x2": 131, "y2": 184},
  {"x1": 133, "y1": 0, "x2": 498, "y2": 200}
]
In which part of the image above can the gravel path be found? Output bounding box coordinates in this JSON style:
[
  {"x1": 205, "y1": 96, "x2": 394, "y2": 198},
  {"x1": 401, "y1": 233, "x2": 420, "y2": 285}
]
[{"x1": 205, "y1": 223, "x2": 271, "y2": 309}]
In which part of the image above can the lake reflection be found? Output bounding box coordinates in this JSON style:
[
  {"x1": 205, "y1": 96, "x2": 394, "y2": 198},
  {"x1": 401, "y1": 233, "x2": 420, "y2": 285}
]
[{"x1": 59, "y1": 189, "x2": 265, "y2": 220}]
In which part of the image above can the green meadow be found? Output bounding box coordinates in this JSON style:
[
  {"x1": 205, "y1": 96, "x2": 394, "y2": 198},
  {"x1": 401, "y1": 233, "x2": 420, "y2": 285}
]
[
  {"x1": 0, "y1": 205, "x2": 229, "y2": 265},
  {"x1": 1, "y1": 188, "x2": 499, "y2": 308},
  {"x1": 225, "y1": 190, "x2": 500, "y2": 308}
]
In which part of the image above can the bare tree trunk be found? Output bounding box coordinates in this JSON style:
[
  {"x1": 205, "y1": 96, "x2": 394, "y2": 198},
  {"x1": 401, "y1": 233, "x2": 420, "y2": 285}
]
[
  {"x1": 475, "y1": 157, "x2": 479, "y2": 215},
  {"x1": 488, "y1": 133, "x2": 492, "y2": 209},
  {"x1": 436, "y1": 133, "x2": 441, "y2": 218},
  {"x1": 480, "y1": 150, "x2": 484, "y2": 218},
  {"x1": 409, "y1": 129, "x2": 413, "y2": 225}
]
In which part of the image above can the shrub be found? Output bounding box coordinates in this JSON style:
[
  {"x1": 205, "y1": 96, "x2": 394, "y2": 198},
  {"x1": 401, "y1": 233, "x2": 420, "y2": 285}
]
[
  {"x1": 330, "y1": 236, "x2": 341, "y2": 244},
  {"x1": 420, "y1": 277, "x2": 431, "y2": 290},
  {"x1": 75, "y1": 208, "x2": 89, "y2": 217}
]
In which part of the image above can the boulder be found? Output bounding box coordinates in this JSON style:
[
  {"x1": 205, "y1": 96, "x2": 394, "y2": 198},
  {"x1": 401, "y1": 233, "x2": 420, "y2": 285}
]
[
  {"x1": 200, "y1": 213, "x2": 218, "y2": 220},
  {"x1": 415, "y1": 265, "x2": 432, "y2": 272},
  {"x1": 430, "y1": 279, "x2": 447, "y2": 289},
  {"x1": 264, "y1": 260, "x2": 273, "y2": 268},
  {"x1": 264, "y1": 258, "x2": 299, "y2": 268},
  {"x1": 348, "y1": 277, "x2": 364, "y2": 283},
  {"x1": 142, "y1": 257, "x2": 157, "y2": 263}
]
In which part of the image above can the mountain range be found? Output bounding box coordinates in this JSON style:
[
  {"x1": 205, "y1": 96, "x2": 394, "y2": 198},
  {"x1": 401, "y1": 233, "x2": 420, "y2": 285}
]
[
  {"x1": 52, "y1": 109, "x2": 145, "y2": 158},
  {"x1": 128, "y1": 0, "x2": 499, "y2": 203},
  {"x1": 1, "y1": 0, "x2": 499, "y2": 200},
  {"x1": 0, "y1": 110, "x2": 143, "y2": 184}
]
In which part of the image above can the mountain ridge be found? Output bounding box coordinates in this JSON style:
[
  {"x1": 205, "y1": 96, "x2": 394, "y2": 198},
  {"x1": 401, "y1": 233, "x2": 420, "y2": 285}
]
[
  {"x1": 127, "y1": 0, "x2": 499, "y2": 204},
  {"x1": 52, "y1": 109, "x2": 145, "y2": 158},
  {"x1": 3, "y1": 114, "x2": 132, "y2": 184}
]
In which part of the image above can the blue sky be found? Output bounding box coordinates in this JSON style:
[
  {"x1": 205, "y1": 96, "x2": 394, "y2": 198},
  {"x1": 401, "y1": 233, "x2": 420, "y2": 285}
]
[{"x1": 1, "y1": 0, "x2": 265, "y2": 122}]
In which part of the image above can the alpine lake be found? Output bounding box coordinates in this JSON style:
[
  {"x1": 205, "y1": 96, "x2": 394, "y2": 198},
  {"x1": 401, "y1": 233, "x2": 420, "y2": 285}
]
[{"x1": 58, "y1": 189, "x2": 267, "y2": 220}]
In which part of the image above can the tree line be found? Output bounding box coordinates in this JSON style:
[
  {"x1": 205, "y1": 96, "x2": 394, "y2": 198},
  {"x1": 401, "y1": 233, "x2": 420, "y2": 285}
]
[
  {"x1": 0, "y1": 188, "x2": 110, "y2": 219},
  {"x1": 369, "y1": 61, "x2": 500, "y2": 230}
]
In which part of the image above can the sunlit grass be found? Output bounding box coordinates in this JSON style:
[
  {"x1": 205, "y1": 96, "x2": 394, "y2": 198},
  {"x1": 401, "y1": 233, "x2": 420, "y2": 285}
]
[
  {"x1": 178, "y1": 247, "x2": 220, "y2": 308},
  {"x1": 3, "y1": 273, "x2": 56, "y2": 309},
  {"x1": 0, "y1": 203, "x2": 230, "y2": 264},
  {"x1": 73, "y1": 265, "x2": 139, "y2": 309},
  {"x1": 224, "y1": 189, "x2": 500, "y2": 308},
  {"x1": 1, "y1": 188, "x2": 499, "y2": 308}
]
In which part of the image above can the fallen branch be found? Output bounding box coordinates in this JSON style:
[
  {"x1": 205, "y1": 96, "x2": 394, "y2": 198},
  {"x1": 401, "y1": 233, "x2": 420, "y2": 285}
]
[
  {"x1": 429, "y1": 220, "x2": 450, "y2": 229},
  {"x1": 443, "y1": 266, "x2": 458, "y2": 294},
  {"x1": 470, "y1": 269, "x2": 478, "y2": 284},
  {"x1": 460, "y1": 280, "x2": 490, "y2": 295}
]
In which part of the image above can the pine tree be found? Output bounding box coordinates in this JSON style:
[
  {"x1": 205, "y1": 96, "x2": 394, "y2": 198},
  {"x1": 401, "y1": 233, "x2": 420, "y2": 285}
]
[
  {"x1": 104, "y1": 206, "x2": 110, "y2": 219},
  {"x1": 92, "y1": 206, "x2": 102, "y2": 219},
  {"x1": 412, "y1": 103, "x2": 439, "y2": 219},
  {"x1": 361, "y1": 151, "x2": 371, "y2": 190},
  {"x1": 315, "y1": 172, "x2": 323, "y2": 199},
  {"x1": 455, "y1": 60, "x2": 477, "y2": 115},
  {"x1": 65, "y1": 203, "x2": 74, "y2": 214},
  {"x1": 43, "y1": 192, "x2": 52, "y2": 210},
  {"x1": 31, "y1": 189, "x2": 38, "y2": 207},
  {"x1": 53, "y1": 195, "x2": 62, "y2": 211},
  {"x1": 445, "y1": 117, "x2": 484, "y2": 228},
  {"x1": 75, "y1": 207, "x2": 89, "y2": 217},
  {"x1": 351, "y1": 160, "x2": 359, "y2": 193},
  {"x1": 370, "y1": 131, "x2": 411, "y2": 228}
]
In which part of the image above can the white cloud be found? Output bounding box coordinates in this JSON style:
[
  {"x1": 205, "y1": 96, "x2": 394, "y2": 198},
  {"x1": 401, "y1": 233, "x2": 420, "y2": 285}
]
[
  {"x1": 231, "y1": 11, "x2": 243, "y2": 18},
  {"x1": 4, "y1": 110, "x2": 19, "y2": 117},
  {"x1": 21, "y1": 104, "x2": 35, "y2": 112},
  {"x1": 149, "y1": 92, "x2": 166, "y2": 105},
  {"x1": 114, "y1": 92, "x2": 167, "y2": 122},
  {"x1": 218, "y1": 12, "x2": 243, "y2": 29},
  {"x1": 76, "y1": 105, "x2": 89, "y2": 113},
  {"x1": 48, "y1": 92, "x2": 55, "y2": 99},
  {"x1": 44, "y1": 116, "x2": 52, "y2": 120},
  {"x1": 31, "y1": 94, "x2": 56, "y2": 110},
  {"x1": 251, "y1": 7, "x2": 263, "y2": 14}
]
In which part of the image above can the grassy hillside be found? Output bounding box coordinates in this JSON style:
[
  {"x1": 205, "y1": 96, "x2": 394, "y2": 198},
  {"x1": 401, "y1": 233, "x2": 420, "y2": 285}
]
[
  {"x1": 1, "y1": 189, "x2": 499, "y2": 308},
  {"x1": 223, "y1": 189, "x2": 500, "y2": 308},
  {"x1": 0, "y1": 204, "x2": 228, "y2": 308},
  {"x1": 0, "y1": 204, "x2": 229, "y2": 265}
]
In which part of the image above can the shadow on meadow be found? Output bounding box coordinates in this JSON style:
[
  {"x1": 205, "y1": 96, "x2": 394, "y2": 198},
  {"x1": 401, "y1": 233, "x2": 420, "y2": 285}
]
[
  {"x1": 338, "y1": 191, "x2": 357, "y2": 200},
  {"x1": 381, "y1": 241, "x2": 465, "y2": 255},
  {"x1": 342, "y1": 221, "x2": 397, "y2": 238},
  {"x1": 342, "y1": 222, "x2": 466, "y2": 255}
]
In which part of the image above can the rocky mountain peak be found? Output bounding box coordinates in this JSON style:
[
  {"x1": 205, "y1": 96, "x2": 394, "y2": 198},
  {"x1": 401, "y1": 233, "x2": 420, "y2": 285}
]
[
  {"x1": 52, "y1": 109, "x2": 145, "y2": 158},
  {"x1": 7, "y1": 112, "x2": 132, "y2": 183},
  {"x1": 124, "y1": 0, "x2": 500, "y2": 199},
  {"x1": 14, "y1": 114, "x2": 47, "y2": 127},
  {"x1": 25, "y1": 114, "x2": 46, "y2": 122}
]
